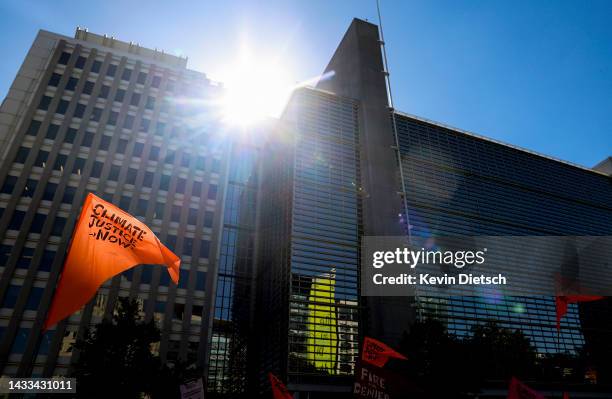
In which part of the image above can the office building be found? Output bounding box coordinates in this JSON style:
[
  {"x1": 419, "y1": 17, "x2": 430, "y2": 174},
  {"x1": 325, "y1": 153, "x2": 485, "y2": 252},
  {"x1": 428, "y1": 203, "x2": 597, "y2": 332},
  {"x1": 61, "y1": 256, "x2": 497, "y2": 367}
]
[{"x1": 0, "y1": 27, "x2": 230, "y2": 378}]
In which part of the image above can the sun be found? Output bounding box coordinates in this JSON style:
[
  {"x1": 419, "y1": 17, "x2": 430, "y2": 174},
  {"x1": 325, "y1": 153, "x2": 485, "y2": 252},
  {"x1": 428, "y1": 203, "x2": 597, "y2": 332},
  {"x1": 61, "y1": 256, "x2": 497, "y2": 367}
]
[{"x1": 217, "y1": 48, "x2": 293, "y2": 126}]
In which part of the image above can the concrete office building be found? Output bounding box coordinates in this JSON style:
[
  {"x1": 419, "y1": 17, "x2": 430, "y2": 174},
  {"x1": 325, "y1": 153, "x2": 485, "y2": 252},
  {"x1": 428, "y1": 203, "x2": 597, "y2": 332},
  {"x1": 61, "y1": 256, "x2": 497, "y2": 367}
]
[{"x1": 0, "y1": 28, "x2": 231, "y2": 378}]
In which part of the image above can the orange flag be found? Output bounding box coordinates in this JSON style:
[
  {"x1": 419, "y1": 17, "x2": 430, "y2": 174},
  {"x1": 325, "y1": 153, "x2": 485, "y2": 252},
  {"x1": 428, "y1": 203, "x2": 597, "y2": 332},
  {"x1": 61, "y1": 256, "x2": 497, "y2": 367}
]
[
  {"x1": 362, "y1": 336, "x2": 407, "y2": 368},
  {"x1": 44, "y1": 193, "x2": 180, "y2": 330},
  {"x1": 268, "y1": 373, "x2": 292, "y2": 399},
  {"x1": 507, "y1": 377, "x2": 546, "y2": 399},
  {"x1": 556, "y1": 295, "x2": 603, "y2": 331}
]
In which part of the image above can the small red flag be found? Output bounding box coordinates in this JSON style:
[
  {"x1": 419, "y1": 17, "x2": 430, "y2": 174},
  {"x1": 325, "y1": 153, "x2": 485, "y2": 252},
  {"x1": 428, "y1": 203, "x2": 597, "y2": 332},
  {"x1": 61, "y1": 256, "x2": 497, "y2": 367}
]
[
  {"x1": 362, "y1": 336, "x2": 407, "y2": 368},
  {"x1": 556, "y1": 295, "x2": 603, "y2": 331},
  {"x1": 507, "y1": 377, "x2": 546, "y2": 399},
  {"x1": 268, "y1": 373, "x2": 292, "y2": 399},
  {"x1": 563, "y1": 392, "x2": 570, "y2": 399},
  {"x1": 44, "y1": 193, "x2": 180, "y2": 330}
]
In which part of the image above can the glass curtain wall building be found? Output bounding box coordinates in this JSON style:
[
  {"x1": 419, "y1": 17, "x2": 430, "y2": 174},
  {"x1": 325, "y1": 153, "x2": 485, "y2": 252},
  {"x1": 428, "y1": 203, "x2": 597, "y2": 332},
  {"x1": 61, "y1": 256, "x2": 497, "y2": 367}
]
[
  {"x1": 0, "y1": 28, "x2": 230, "y2": 378},
  {"x1": 256, "y1": 87, "x2": 361, "y2": 396}
]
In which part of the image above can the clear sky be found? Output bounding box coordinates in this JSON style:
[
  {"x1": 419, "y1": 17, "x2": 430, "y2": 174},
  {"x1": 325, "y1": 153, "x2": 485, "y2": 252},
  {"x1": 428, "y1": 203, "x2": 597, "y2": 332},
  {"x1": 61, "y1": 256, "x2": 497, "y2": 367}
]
[{"x1": 1, "y1": 0, "x2": 610, "y2": 167}]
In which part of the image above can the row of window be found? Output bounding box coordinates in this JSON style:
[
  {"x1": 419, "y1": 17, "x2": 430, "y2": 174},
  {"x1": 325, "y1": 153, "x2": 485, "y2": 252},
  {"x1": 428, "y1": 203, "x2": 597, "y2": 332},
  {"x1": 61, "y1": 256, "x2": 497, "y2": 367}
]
[{"x1": 58, "y1": 51, "x2": 164, "y2": 88}]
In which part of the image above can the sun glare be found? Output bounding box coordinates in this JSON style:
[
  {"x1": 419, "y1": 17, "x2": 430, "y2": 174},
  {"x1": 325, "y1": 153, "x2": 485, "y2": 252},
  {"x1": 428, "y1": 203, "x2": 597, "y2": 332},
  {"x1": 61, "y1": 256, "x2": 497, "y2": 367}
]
[{"x1": 218, "y1": 48, "x2": 293, "y2": 126}]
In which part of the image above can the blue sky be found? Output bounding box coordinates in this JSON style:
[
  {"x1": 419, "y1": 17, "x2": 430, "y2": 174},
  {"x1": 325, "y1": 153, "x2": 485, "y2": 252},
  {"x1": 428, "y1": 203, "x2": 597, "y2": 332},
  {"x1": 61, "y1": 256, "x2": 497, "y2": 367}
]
[{"x1": 1, "y1": 0, "x2": 610, "y2": 167}]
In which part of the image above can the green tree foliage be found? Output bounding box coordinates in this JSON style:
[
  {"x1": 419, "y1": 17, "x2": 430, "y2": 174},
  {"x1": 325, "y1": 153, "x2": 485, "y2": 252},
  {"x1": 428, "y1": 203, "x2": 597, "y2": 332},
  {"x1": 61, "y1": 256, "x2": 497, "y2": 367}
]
[{"x1": 71, "y1": 297, "x2": 198, "y2": 398}]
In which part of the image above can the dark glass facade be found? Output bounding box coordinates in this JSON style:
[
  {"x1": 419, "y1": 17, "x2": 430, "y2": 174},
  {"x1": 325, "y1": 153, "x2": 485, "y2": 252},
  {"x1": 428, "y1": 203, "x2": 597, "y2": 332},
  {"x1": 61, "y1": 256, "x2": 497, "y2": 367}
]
[
  {"x1": 256, "y1": 88, "x2": 361, "y2": 394},
  {"x1": 394, "y1": 111, "x2": 612, "y2": 354}
]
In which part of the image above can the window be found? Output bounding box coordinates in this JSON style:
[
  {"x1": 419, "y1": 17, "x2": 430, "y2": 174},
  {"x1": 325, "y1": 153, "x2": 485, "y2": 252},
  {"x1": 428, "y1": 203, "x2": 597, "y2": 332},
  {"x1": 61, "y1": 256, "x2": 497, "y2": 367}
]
[
  {"x1": 107, "y1": 111, "x2": 118, "y2": 126},
  {"x1": 54, "y1": 154, "x2": 67, "y2": 171},
  {"x1": 199, "y1": 240, "x2": 210, "y2": 258},
  {"x1": 151, "y1": 76, "x2": 162, "y2": 88},
  {"x1": 55, "y1": 100, "x2": 69, "y2": 115},
  {"x1": 75, "y1": 56, "x2": 86, "y2": 69},
  {"x1": 74, "y1": 103, "x2": 86, "y2": 118},
  {"x1": 183, "y1": 238, "x2": 193, "y2": 256},
  {"x1": 82, "y1": 132, "x2": 94, "y2": 147},
  {"x1": 178, "y1": 270, "x2": 189, "y2": 289},
  {"x1": 99, "y1": 85, "x2": 110, "y2": 99},
  {"x1": 137, "y1": 199, "x2": 148, "y2": 217},
  {"x1": 123, "y1": 115, "x2": 134, "y2": 129},
  {"x1": 155, "y1": 202, "x2": 164, "y2": 220},
  {"x1": 137, "y1": 72, "x2": 147, "y2": 84},
  {"x1": 140, "y1": 118, "x2": 150, "y2": 132},
  {"x1": 115, "y1": 89, "x2": 126, "y2": 102},
  {"x1": 171, "y1": 205, "x2": 181, "y2": 222},
  {"x1": 181, "y1": 153, "x2": 191, "y2": 167},
  {"x1": 165, "y1": 150, "x2": 175, "y2": 165},
  {"x1": 166, "y1": 235, "x2": 177, "y2": 250},
  {"x1": 58, "y1": 51, "x2": 71, "y2": 65},
  {"x1": 26, "y1": 120, "x2": 41, "y2": 136},
  {"x1": 35, "y1": 150, "x2": 48, "y2": 167},
  {"x1": 1, "y1": 175, "x2": 17, "y2": 194},
  {"x1": 22, "y1": 179, "x2": 37, "y2": 197},
  {"x1": 192, "y1": 181, "x2": 202, "y2": 197},
  {"x1": 207, "y1": 184, "x2": 218, "y2": 200},
  {"x1": 46, "y1": 124, "x2": 59, "y2": 139},
  {"x1": 83, "y1": 81, "x2": 95, "y2": 95},
  {"x1": 130, "y1": 93, "x2": 141, "y2": 107},
  {"x1": 145, "y1": 96, "x2": 155, "y2": 110},
  {"x1": 117, "y1": 138, "x2": 128, "y2": 153},
  {"x1": 143, "y1": 171, "x2": 154, "y2": 187},
  {"x1": 141, "y1": 267, "x2": 152, "y2": 284},
  {"x1": 160, "y1": 175, "x2": 170, "y2": 191},
  {"x1": 100, "y1": 135, "x2": 111, "y2": 151},
  {"x1": 204, "y1": 211, "x2": 214, "y2": 228},
  {"x1": 16, "y1": 251, "x2": 32, "y2": 273},
  {"x1": 109, "y1": 165, "x2": 121, "y2": 181},
  {"x1": 31, "y1": 213, "x2": 46, "y2": 233},
  {"x1": 26, "y1": 287, "x2": 43, "y2": 310},
  {"x1": 126, "y1": 169, "x2": 137, "y2": 185},
  {"x1": 196, "y1": 156, "x2": 206, "y2": 170},
  {"x1": 119, "y1": 196, "x2": 131, "y2": 210},
  {"x1": 133, "y1": 142, "x2": 144, "y2": 157},
  {"x1": 91, "y1": 60, "x2": 102, "y2": 73},
  {"x1": 42, "y1": 182, "x2": 57, "y2": 201},
  {"x1": 65, "y1": 77, "x2": 78, "y2": 91},
  {"x1": 14, "y1": 147, "x2": 30, "y2": 164},
  {"x1": 8, "y1": 210, "x2": 26, "y2": 230},
  {"x1": 64, "y1": 128, "x2": 77, "y2": 143},
  {"x1": 121, "y1": 68, "x2": 132, "y2": 81},
  {"x1": 106, "y1": 64, "x2": 117, "y2": 77},
  {"x1": 11, "y1": 329, "x2": 30, "y2": 354},
  {"x1": 52, "y1": 217, "x2": 66, "y2": 236},
  {"x1": 40, "y1": 250, "x2": 56, "y2": 272},
  {"x1": 62, "y1": 186, "x2": 76, "y2": 204},
  {"x1": 90, "y1": 107, "x2": 103, "y2": 122},
  {"x1": 155, "y1": 122, "x2": 165, "y2": 136},
  {"x1": 72, "y1": 158, "x2": 86, "y2": 175},
  {"x1": 17, "y1": 247, "x2": 33, "y2": 270},
  {"x1": 91, "y1": 161, "x2": 103, "y2": 178},
  {"x1": 188, "y1": 208, "x2": 197, "y2": 225},
  {"x1": 196, "y1": 272, "x2": 206, "y2": 290},
  {"x1": 149, "y1": 146, "x2": 160, "y2": 161},
  {"x1": 176, "y1": 178, "x2": 186, "y2": 194},
  {"x1": 48, "y1": 73, "x2": 61, "y2": 87},
  {"x1": 38, "y1": 96, "x2": 52, "y2": 110}
]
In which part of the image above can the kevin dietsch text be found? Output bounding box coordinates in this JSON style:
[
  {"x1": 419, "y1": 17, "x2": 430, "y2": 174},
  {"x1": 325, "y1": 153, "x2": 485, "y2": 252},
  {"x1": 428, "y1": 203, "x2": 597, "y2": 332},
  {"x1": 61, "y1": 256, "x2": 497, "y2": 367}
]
[{"x1": 373, "y1": 273, "x2": 507, "y2": 286}]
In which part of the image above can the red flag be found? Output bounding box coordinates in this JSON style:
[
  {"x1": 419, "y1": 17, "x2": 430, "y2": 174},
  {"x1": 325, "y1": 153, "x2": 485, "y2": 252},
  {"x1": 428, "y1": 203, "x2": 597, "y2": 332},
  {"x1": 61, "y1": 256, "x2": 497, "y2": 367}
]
[
  {"x1": 507, "y1": 377, "x2": 546, "y2": 399},
  {"x1": 44, "y1": 193, "x2": 180, "y2": 330},
  {"x1": 268, "y1": 373, "x2": 292, "y2": 399},
  {"x1": 563, "y1": 392, "x2": 570, "y2": 399},
  {"x1": 362, "y1": 336, "x2": 407, "y2": 368},
  {"x1": 556, "y1": 295, "x2": 603, "y2": 331}
]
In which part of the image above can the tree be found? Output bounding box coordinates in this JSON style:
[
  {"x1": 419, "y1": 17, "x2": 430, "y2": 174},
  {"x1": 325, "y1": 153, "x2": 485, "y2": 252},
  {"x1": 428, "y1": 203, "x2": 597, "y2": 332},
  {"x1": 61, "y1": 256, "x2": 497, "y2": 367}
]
[{"x1": 71, "y1": 297, "x2": 162, "y2": 398}]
